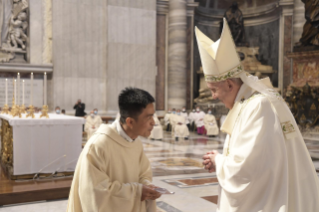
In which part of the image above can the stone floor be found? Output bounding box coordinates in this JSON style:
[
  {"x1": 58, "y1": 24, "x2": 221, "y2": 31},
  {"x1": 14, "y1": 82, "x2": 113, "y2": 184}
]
[{"x1": 1, "y1": 131, "x2": 319, "y2": 212}]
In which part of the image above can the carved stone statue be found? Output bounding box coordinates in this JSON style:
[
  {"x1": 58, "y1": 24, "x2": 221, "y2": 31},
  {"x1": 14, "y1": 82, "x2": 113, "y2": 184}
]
[
  {"x1": 7, "y1": 12, "x2": 28, "y2": 49},
  {"x1": 298, "y1": 0, "x2": 319, "y2": 46},
  {"x1": 0, "y1": 0, "x2": 29, "y2": 62},
  {"x1": 221, "y1": 2, "x2": 247, "y2": 46}
]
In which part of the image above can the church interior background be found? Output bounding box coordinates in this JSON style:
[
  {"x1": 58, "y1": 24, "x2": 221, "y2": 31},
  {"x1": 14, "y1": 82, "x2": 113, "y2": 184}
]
[{"x1": 0, "y1": 0, "x2": 319, "y2": 211}]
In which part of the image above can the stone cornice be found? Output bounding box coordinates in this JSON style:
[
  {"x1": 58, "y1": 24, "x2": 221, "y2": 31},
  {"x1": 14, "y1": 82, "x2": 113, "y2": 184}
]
[{"x1": 0, "y1": 63, "x2": 53, "y2": 73}]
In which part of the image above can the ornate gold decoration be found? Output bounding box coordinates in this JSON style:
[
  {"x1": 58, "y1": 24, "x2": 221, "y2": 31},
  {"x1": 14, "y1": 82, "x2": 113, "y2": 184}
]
[
  {"x1": 20, "y1": 104, "x2": 26, "y2": 114},
  {"x1": 11, "y1": 105, "x2": 21, "y2": 118},
  {"x1": 1, "y1": 104, "x2": 9, "y2": 114},
  {"x1": 26, "y1": 105, "x2": 35, "y2": 118},
  {"x1": 301, "y1": 114, "x2": 306, "y2": 121},
  {"x1": 310, "y1": 103, "x2": 316, "y2": 110},
  {"x1": 40, "y1": 105, "x2": 49, "y2": 118},
  {"x1": 0, "y1": 119, "x2": 13, "y2": 168}
]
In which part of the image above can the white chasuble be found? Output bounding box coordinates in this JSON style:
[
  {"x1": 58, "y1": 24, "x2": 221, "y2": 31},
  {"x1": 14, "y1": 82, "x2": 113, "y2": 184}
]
[
  {"x1": 67, "y1": 124, "x2": 156, "y2": 212},
  {"x1": 215, "y1": 84, "x2": 319, "y2": 212},
  {"x1": 84, "y1": 115, "x2": 102, "y2": 139},
  {"x1": 150, "y1": 114, "x2": 163, "y2": 139},
  {"x1": 174, "y1": 115, "x2": 190, "y2": 138},
  {"x1": 204, "y1": 114, "x2": 219, "y2": 135}
]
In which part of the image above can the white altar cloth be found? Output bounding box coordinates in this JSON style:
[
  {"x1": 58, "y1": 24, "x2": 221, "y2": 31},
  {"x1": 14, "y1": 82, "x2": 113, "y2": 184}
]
[{"x1": 0, "y1": 113, "x2": 85, "y2": 175}]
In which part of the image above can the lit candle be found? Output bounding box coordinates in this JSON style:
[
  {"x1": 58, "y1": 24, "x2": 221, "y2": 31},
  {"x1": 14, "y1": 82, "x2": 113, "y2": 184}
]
[
  {"x1": 22, "y1": 80, "x2": 25, "y2": 105},
  {"x1": 14, "y1": 79, "x2": 16, "y2": 104},
  {"x1": 5, "y1": 79, "x2": 7, "y2": 105},
  {"x1": 44, "y1": 72, "x2": 47, "y2": 105},
  {"x1": 17, "y1": 73, "x2": 20, "y2": 105},
  {"x1": 31, "y1": 72, "x2": 33, "y2": 105}
]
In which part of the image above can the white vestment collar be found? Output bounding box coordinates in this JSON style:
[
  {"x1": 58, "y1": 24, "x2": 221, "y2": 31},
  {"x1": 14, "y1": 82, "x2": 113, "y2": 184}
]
[
  {"x1": 112, "y1": 119, "x2": 134, "y2": 142},
  {"x1": 220, "y1": 83, "x2": 255, "y2": 136}
]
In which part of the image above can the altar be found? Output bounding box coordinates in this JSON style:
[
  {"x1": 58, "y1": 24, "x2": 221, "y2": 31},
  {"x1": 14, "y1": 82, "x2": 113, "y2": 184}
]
[{"x1": 0, "y1": 113, "x2": 85, "y2": 179}]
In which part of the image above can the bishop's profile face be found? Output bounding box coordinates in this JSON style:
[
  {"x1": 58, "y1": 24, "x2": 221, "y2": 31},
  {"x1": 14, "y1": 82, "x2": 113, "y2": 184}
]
[{"x1": 206, "y1": 80, "x2": 238, "y2": 110}]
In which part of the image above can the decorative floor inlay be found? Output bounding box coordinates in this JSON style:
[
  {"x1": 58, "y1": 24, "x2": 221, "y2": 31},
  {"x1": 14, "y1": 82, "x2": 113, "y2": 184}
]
[
  {"x1": 163, "y1": 175, "x2": 219, "y2": 188},
  {"x1": 158, "y1": 158, "x2": 203, "y2": 167},
  {"x1": 202, "y1": 195, "x2": 219, "y2": 204},
  {"x1": 156, "y1": 201, "x2": 183, "y2": 212}
]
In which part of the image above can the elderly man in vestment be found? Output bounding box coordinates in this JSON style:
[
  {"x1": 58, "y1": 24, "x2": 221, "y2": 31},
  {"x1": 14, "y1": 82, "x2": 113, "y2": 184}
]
[
  {"x1": 196, "y1": 18, "x2": 319, "y2": 212},
  {"x1": 84, "y1": 109, "x2": 102, "y2": 140},
  {"x1": 174, "y1": 109, "x2": 189, "y2": 141},
  {"x1": 204, "y1": 109, "x2": 219, "y2": 137},
  {"x1": 194, "y1": 106, "x2": 206, "y2": 135},
  {"x1": 67, "y1": 88, "x2": 161, "y2": 212},
  {"x1": 149, "y1": 113, "x2": 163, "y2": 140}
]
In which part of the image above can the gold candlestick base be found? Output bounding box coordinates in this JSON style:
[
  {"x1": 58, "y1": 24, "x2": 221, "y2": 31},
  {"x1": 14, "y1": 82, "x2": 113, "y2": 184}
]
[
  {"x1": 11, "y1": 105, "x2": 22, "y2": 118},
  {"x1": 40, "y1": 105, "x2": 49, "y2": 118},
  {"x1": 26, "y1": 105, "x2": 35, "y2": 118},
  {"x1": 1, "y1": 104, "x2": 9, "y2": 114},
  {"x1": 20, "y1": 104, "x2": 26, "y2": 114}
]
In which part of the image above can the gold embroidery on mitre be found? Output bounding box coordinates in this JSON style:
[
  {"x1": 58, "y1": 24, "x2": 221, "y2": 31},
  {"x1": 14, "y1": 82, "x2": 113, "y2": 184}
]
[
  {"x1": 205, "y1": 65, "x2": 243, "y2": 82},
  {"x1": 281, "y1": 121, "x2": 295, "y2": 135},
  {"x1": 310, "y1": 103, "x2": 316, "y2": 110}
]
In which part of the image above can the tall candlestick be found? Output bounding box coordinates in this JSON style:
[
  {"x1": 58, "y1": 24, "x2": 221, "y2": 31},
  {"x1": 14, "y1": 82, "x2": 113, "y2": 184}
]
[
  {"x1": 5, "y1": 79, "x2": 8, "y2": 105},
  {"x1": 23, "y1": 80, "x2": 25, "y2": 105},
  {"x1": 14, "y1": 79, "x2": 16, "y2": 103},
  {"x1": 44, "y1": 72, "x2": 47, "y2": 105},
  {"x1": 17, "y1": 73, "x2": 20, "y2": 105},
  {"x1": 31, "y1": 72, "x2": 33, "y2": 105}
]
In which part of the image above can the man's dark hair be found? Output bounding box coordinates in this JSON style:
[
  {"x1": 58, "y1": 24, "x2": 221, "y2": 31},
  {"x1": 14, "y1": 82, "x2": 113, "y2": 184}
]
[{"x1": 118, "y1": 87, "x2": 155, "y2": 124}]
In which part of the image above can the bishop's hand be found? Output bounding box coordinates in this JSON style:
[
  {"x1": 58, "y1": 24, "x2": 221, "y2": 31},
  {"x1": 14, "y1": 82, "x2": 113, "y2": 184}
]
[{"x1": 202, "y1": 150, "x2": 219, "y2": 173}]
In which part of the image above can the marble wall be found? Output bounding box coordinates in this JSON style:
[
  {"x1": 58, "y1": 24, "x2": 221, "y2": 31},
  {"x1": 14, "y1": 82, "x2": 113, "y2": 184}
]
[
  {"x1": 106, "y1": 3, "x2": 157, "y2": 113},
  {"x1": 49, "y1": 0, "x2": 107, "y2": 114},
  {"x1": 48, "y1": 0, "x2": 156, "y2": 114}
]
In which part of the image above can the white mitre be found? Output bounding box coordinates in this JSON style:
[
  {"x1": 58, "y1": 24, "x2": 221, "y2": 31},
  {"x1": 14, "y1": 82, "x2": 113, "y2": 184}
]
[
  {"x1": 195, "y1": 18, "x2": 297, "y2": 140},
  {"x1": 195, "y1": 18, "x2": 243, "y2": 82}
]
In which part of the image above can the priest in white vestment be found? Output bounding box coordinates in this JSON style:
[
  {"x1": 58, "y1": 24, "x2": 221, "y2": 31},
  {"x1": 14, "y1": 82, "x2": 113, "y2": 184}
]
[
  {"x1": 150, "y1": 113, "x2": 163, "y2": 140},
  {"x1": 181, "y1": 107, "x2": 190, "y2": 129},
  {"x1": 164, "y1": 109, "x2": 172, "y2": 131},
  {"x1": 188, "y1": 109, "x2": 196, "y2": 131},
  {"x1": 174, "y1": 109, "x2": 190, "y2": 141},
  {"x1": 84, "y1": 109, "x2": 102, "y2": 140},
  {"x1": 193, "y1": 106, "x2": 206, "y2": 135},
  {"x1": 196, "y1": 18, "x2": 319, "y2": 212},
  {"x1": 67, "y1": 88, "x2": 161, "y2": 212},
  {"x1": 204, "y1": 110, "x2": 219, "y2": 136}
]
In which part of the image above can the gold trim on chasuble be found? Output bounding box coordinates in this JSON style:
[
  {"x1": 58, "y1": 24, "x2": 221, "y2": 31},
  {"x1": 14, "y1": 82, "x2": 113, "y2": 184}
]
[{"x1": 204, "y1": 65, "x2": 243, "y2": 82}]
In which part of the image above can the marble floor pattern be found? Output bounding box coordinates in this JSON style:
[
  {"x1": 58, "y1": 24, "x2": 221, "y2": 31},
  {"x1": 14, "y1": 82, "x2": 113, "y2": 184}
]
[{"x1": 1, "y1": 131, "x2": 319, "y2": 212}]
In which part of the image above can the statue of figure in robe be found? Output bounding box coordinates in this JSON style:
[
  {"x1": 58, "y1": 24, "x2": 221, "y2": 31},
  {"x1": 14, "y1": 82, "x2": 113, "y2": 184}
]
[
  {"x1": 298, "y1": 0, "x2": 319, "y2": 46},
  {"x1": 0, "y1": 0, "x2": 28, "y2": 62},
  {"x1": 7, "y1": 12, "x2": 28, "y2": 49},
  {"x1": 221, "y1": 2, "x2": 247, "y2": 46}
]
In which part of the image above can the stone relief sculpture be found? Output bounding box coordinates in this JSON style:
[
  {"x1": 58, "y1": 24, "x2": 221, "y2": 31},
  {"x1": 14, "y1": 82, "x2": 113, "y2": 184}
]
[
  {"x1": 297, "y1": 0, "x2": 319, "y2": 46},
  {"x1": 0, "y1": 0, "x2": 29, "y2": 63}
]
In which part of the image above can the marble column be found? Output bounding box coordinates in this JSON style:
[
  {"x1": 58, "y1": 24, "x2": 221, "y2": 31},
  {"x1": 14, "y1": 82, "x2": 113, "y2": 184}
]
[{"x1": 167, "y1": 0, "x2": 187, "y2": 109}]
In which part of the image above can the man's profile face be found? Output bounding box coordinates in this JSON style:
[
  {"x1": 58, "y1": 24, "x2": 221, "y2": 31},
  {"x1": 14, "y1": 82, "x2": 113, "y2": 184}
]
[
  {"x1": 206, "y1": 80, "x2": 234, "y2": 109},
  {"x1": 131, "y1": 103, "x2": 155, "y2": 138}
]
